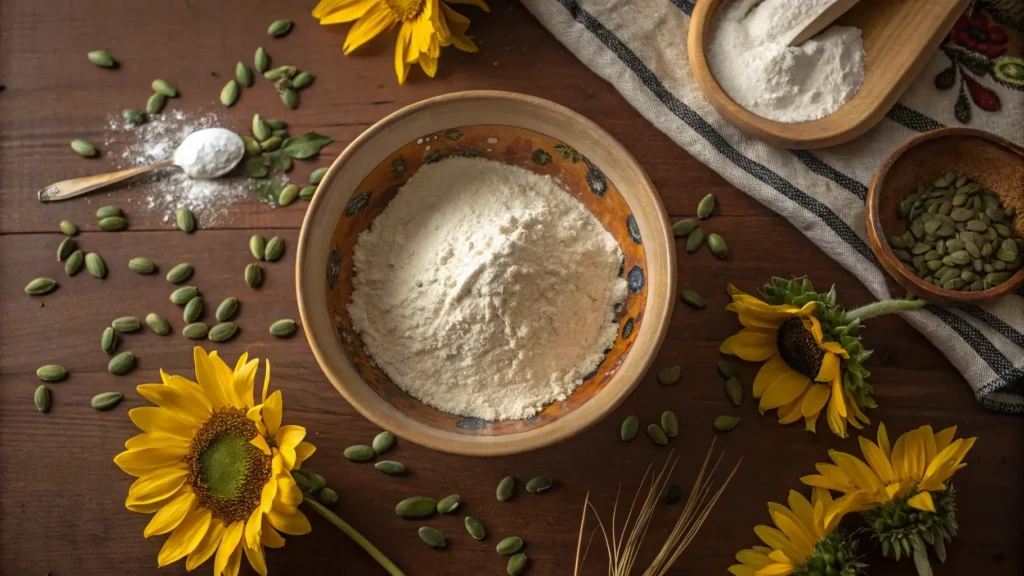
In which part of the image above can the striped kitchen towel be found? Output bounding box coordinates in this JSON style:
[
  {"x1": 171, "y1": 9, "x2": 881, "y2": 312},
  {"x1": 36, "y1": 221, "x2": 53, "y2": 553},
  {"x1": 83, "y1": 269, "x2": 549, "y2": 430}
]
[{"x1": 521, "y1": 0, "x2": 1024, "y2": 412}]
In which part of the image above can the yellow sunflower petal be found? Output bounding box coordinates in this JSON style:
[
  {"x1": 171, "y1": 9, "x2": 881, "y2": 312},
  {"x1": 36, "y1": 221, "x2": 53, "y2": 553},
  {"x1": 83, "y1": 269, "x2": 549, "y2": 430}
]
[
  {"x1": 903, "y1": 428, "x2": 928, "y2": 478},
  {"x1": 268, "y1": 508, "x2": 312, "y2": 535},
  {"x1": 247, "y1": 405, "x2": 267, "y2": 436},
  {"x1": 800, "y1": 384, "x2": 830, "y2": 417},
  {"x1": 137, "y1": 382, "x2": 213, "y2": 418},
  {"x1": 815, "y1": 352, "x2": 840, "y2": 382},
  {"x1": 753, "y1": 355, "x2": 789, "y2": 398},
  {"x1": 251, "y1": 434, "x2": 272, "y2": 456},
  {"x1": 922, "y1": 437, "x2": 975, "y2": 486},
  {"x1": 878, "y1": 423, "x2": 892, "y2": 459},
  {"x1": 157, "y1": 506, "x2": 211, "y2": 567},
  {"x1": 209, "y1": 351, "x2": 244, "y2": 409},
  {"x1": 826, "y1": 387, "x2": 847, "y2": 437},
  {"x1": 728, "y1": 565, "x2": 757, "y2": 576},
  {"x1": 115, "y1": 445, "x2": 188, "y2": 476},
  {"x1": 243, "y1": 541, "x2": 268, "y2": 576},
  {"x1": 721, "y1": 328, "x2": 778, "y2": 362},
  {"x1": 934, "y1": 426, "x2": 957, "y2": 453},
  {"x1": 418, "y1": 53, "x2": 438, "y2": 77},
  {"x1": 144, "y1": 488, "x2": 195, "y2": 537},
  {"x1": 777, "y1": 393, "x2": 805, "y2": 425},
  {"x1": 907, "y1": 491, "x2": 936, "y2": 512},
  {"x1": 830, "y1": 451, "x2": 881, "y2": 491},
  {"x1": 129, "y1": 407, "x2": 200, "y2": 440},
  {"x1": 819, "y1": 340, "x2": 848, "y2": 358},
  {"x1": 313, "y1": 0, "x2": 371, "y2": 20},
  {"x1": 847, "y1": 395, "x2": 870, "y2": 425},
  {"x1": 278, "y1": 476, "x2": 304, "y2": 507},
  {"x1": 768, "y1": 507, "x2": 815, "y2": 558},
  {"x1": 233, "y1": 357, "x2": 259, "y2": 409},
  {"x1": 261, "y1": 517, "x2": 286, "y2": 548},
  {"x1": 245, "y1": 506, "x2": 263, "y2": 551},
  {"x1": 759, "y1": 371, "x2": 810, "y2": 413},
  {"x1": 343, "y1": 3, "x2": 397, "y2": 54},
  {"x1": 786, "y1": 491, "x2": 818, "y2": 540},
  {"x1": 125, "y1": 432, "x2": 189, "y2": 451},
  {"x1": 185, "y1": 519, "x2": 225, "y2": 571},
  {"x1": 194, "y1": 348, "x2": 232, "y2": 410},
  {"x1": 800, "y1": 464, "x2": 850, "y2": 493},
  {"x1": 767, "y1": 548, "x2": 798, "y2": 567},
  {"x1": 394, "y1": 22, "x2": 413, "y2": 84},
  {"x1": 127, "y1": 467, "x2": 188, "y2": 507},
  {"x1": 262, "y1": 390, "x2": 283, "y2": 437},
  {"x1": 223, "y1": 543, "x2": 244, "y2": 576},
  {"x1": 261, "y1": 360, "x2": 271, "y2": 404},
  {"x1": 214, "y1": 521, "x2": 245, "y2": 576},
  {"x1": 755, "y1": 562, "x2": 796, "y2": 576},
  {"x1": 858, "y1": 436, "x2": 895, "y2": 484},
  {"x1": 736, "y1": 548, "x2": 774, "y2": 568},
  {"x1": 294, "y1": 441, "x2": 316, "y2": 469},
  {"x1": 275, "y1": 425, "x2": 307, "y2": 451},
  {"x1": 804, "y1": 410, "x2": 820, "y2": 433}
]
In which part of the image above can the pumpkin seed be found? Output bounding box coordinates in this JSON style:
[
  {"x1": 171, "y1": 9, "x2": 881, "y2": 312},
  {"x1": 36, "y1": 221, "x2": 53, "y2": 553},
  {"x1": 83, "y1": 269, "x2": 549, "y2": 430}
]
[
  {"x1": 660, "y1": 411, "x2": 679, "y2": 437},
  {"x1": 418, "y1": 526, "x2": 446, "y2": 548},
  {"x1": 122, "y1": 108, "x2": 145, "y2": 125},
  {"x1": 281, "y1": 88, "x2": 298, "y2": 110},
  {"x1": 725, "y1": 377, "x2": 743, "y2": 406},
  {"x1": 716, "y1": 361, "x2": 736, "y2": 380},
  {"x1": 34, "y1": 385, "x2": 51, "y2": 413},
  {"x1": 170, "y1": 286, "x2": 198, "y2": 305},
  {"x1": 59, "y1": 220, "x2": 78, "y2": 236},
  {"x1": 65, "y1": 250, "x2": 84, "y2": 276},
  {"x1": 525, "y1": 476, "x2": 553, "y2": 493},
  {"x1": 219, "y1": 80, "x2": 239, "y2": 107},
  {"x1": 310, "y1": 167, "x2": 328, "y2": 185},
  {"x1": 182, "y1": 322, "x2": 209, "y2": 339},
  {"x1": 152, "y1": 79, "x2": 178, "y2": 97},
  {"x1": 507, "y1": 553, "x2": 528, "y2": 576},
  {"x1": 87, "y1": 252, "x2": 109, "y2": 278},
  {"x1": 166, "y1": 262, "x2": 194, "y2": 284},
  {"x1": 278, "y1": 184, "x2": 299, "y2": 206},
  {"x1": 372, "y1": 430, "x2": 395, "y2": 454},
  {"x1": 242, "y1": 136, "x2": 261, "y2": 156},
  {"x1": 497, "y1": 537, "x2": 524, "y2": 555},
  {"x1": 255, "y1": 47, "x2": 270, "y2": 72},
  {"x1": 319, "y1": 487, "x2": 338, "y2": 507},
  {"x1": 87, "y1": 50, "x2": 115, "y2": 68},
  {"x1": 250, "y1": 235, "x2": 266, "y2": 260},
  {"x1": 299, "y1": 186, "x2": 317, "y2": 200},
  {"x1": 235, "y1": 62, "x2": 254, "y2": 87},
  {"x1": 658, "y1": 365, "x2": 681, "y2": 385},
  {"x1": 265, "y1": 236, "x2": 285, "y2": 262},
  {"x1": 679, "y1": 288, "x2": 705, "y2": 309},
  {"x1": 91, "y1": 391, "x2": 123, "y2": 411},
  {"x1": 183, "y1": 296, "x2": 204, "y2": 323},
  {"x1": 96, "y1": 205, "x2": 122, "y2": 218},
  {"x1": 395, "y1": 496, "x2": 435, "y2": 518},
  {"x1": 146, "y1": 92, "x2": 167, "y2": 115},
  {"x1": 251, "y1": 115, "x2": 271, "y2": 142},
  {"x1": 245, "y1": 263, "x2": 263, "y2": 288},
  {"x1": 263, "y1": 65, "x2": 295, "y2": 81},
  {"x1": 101, "y1": 327, "x2": 117, "y2": 354},
  {"x1": 216, "y1": 297, "x2": 239, "y2": 322},
  {"x1": 436, "y1": 494, "x2": 460, "y2": 514},
  {"x1": 713, "y1": 415, "x2": 740, "y2": 432},
  {"x1": 647, "y1": 424, "x2": 668, "y2": 445},
  {"x1": 292, "y1": 71, "x2": 314, "y2": 89},
  {"x1": 57, "y1": 237, "x2": 76, "y2": 261},
  {"x1": 620, "y1": 415, "x2": 639, "y2": 442},
  {"x1": 176, "y1": 207, "x2": 196, "y2": 233},
  {"x1": 208, "y1": 322, "x2": 237, "y2": 342},
  {"x1": 464, "y1": 516, "x2": 486, "y2": 540},
  {"x1": 71, "y1": 138, "x2": 98, "y2": 157},
  {"x1": 344, "y1": 445, "x2": 374, "y2": 462},
  {"x1": 260, "y1": 136, "x2": 282, "y2": 151},
  {"x1": 685, "y1": 227, "x2": 704, "y2": 253},
  {"x1": 108, "y1": 351, "x2": 136, "y2": 375},
  {"x1": 36, "y1": 364, "x2": 67, "y2": 382},
  {"x1": 697, "y1": 193, "x2": 716, "y2": 219},
  {"x1": 267, "y1": 19, "x2": 293, "y2": 37},
  {"x1": 496, "y1": 476, "x2": 515, "y2": 501},
  {"x1": 375, "y1": 460, "x2": 406, "y2": 475},
  {"x1": 99, "y1": 216, "x2": 127, "y2": 231},
  {"x1": 266, "y1": 118, "x2": 287, "y2": 130},
  {"x1": 146, "y1": 313, "x2": 171, "y2": 336},
  {"x1": 112, "y1": 316, "x2": 141, "y2": 332},
  {"x1": 707, "y1": 233, "x2": 728, "y2": 259},
  {"x1": 128, "y1": 257, "x2": 156, "y2": 274}
]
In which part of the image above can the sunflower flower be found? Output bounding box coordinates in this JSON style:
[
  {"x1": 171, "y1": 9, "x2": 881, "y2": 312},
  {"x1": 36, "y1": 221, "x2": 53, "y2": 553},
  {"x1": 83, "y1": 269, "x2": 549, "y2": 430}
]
[
  {"x1": 720, "y1": 277, "x2": 926, "y2": 438},
  {"x1": 115, "y1": 347, "x2": 404, "y2": 576},
  {"x1": 729, "y1": 488, "x2": 866, "y2": 576},
  {"x1": 312, "y1": 0, "x2": 489, "y2": 84}
]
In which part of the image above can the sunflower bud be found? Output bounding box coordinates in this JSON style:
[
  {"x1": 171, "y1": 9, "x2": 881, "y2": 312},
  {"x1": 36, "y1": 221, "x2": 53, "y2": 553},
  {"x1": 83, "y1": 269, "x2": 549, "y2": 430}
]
[{"x1": 862, "y1": 487, "x2": 958, "y2": 575}]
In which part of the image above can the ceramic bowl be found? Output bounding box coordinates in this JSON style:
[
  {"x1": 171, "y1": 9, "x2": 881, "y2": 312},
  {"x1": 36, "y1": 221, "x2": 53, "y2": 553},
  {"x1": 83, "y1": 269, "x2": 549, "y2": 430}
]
[
  {"x1": 296, "y1": 91, "x2": 676, "y2": 456},
  {"x1": 866, "y1": 127, "x2": 1024, "y2": 305}
]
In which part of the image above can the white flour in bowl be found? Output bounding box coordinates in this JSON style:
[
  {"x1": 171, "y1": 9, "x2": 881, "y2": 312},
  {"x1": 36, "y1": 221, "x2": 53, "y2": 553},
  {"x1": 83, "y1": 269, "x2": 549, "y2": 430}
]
[{"x1": 348, "y1": 157, "x2": 628, "y2": 421}]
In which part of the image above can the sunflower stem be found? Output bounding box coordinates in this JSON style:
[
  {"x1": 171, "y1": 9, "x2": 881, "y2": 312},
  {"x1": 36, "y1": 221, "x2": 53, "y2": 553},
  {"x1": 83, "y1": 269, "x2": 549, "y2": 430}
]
[
  {"x1": 303, "y1": 496, "x2": 406, "y2": 576},
  {"x1": 843, "y1": 298, "x2": 927, "y2": 324}
]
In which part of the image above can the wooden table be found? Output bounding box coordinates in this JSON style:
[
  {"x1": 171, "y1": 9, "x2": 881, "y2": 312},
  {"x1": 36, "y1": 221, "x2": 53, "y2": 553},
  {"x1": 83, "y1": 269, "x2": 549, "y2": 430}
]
[{"x1": 0, "y1": 2, "x2": 1020, "y2": 574}]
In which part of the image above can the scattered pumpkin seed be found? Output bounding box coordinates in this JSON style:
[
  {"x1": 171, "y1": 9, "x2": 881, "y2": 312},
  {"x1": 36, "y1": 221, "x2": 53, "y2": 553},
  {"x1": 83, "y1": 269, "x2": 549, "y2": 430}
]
[
  {"x1": 255, "y1": 47, "x2": 270, "y2": 72},
  {"x1": 152, "y1": 79, "x2": 178, "y2": 97},
  {"x1": 437, "y1": 494, "x2": 460, "y2": 514},
  {"x1": 183, "y1": 296, "x2": 204, "y2": 323},
  {"x1": 216, "y1": 297, "x2": 239, "y2": 322},
  {"x1": 375, "y1": 460, "x2": 406, "y2": 475},
  {"x1": 418, "y1": 526, "x2": 446, "y2": 548},
  {"x1": 59, "y1": 220, "x2": 78, "y2": 236},
  {"x1": 85, "y1": 253, "x2": 106, "y2": 278},
  {"x1": 96, "y1": 205, "x2": 122, "y2": 218},
  {"x1": 716, "y1": 361, "x2": 736, "y2": 379},
  {"x1": 525, "y1": 476, "x2": 553, "y2": 493},
  {"x1": 658, "y1": 365, "x2": 681, "y2": 385},
  {"x1": 252, "y1": 114, "x2": 271, "y2": 142},
  {"x1": 36, "y1": 364, "x2": 67, "y2": 382},
  {"x1": 125, "y1": 258, "x2": 154, "y2": 276},
  {"x1": 713, "y1": 415, "x2": 740, "y2": 432},
  {"x1": 299, "y1": 186, "x2": 317, "y2": 200},
  {"x1": 660, "y1": 411, "x2": 679, "y2": 437},
  {"x1": 146, "y1": 313, "x2": 171, "y2": 336},
  {"x1": 101, "y1": 327, "x2": 117, "y2": 354},
  {"x1": 496, "y1": 476, "x2": 515, "y2": 501},
  {"x1": 680, "y1": 288, "x2": 705, "y2": 309},
  {"x1": 265, "y1": 236, "x2": 285, "y2": 262},
  {"x1": 497, "y1": 537, "x2": 524, "y2": 555},
  {"x1": 235, "y1": 62, "x2": 254, "y2": 87},
  {"x1": 65, "y1": 250, "x2": 84, "y2": 276},
  {"x1": 112, "y1": 316, "x2": 141, "y2": 332},
  {"x1": 372, "y1": 430, "x2": 395, "y2": 455},
  {"x1": 220, "y1": 80, "x2": 239, "y2": 107},
  {"x1": 99, "y1": 216, "x2": 127, "y2": 231},
  {"x1": 697, "y1": 193, "x2": 716, "y2": 219},
  {"x1": 263, "y1": 65, "x2": 294, "y2": 81},
  {"x1": 344, "y1": 445, "x2": 374, "y2": 462},
  {"x1": 34, "y1": 385, "x2": 51, "y2": 413},
  {"x1": 278, "y1": 184, "x2": 299, "y2": 206},
  {"x1": 170, "y1": 286, "x2": 198, "y2": 305},
  {"x1": 620, "y1": 415, "x2": 639, "y2": 442},
  {"x1": 208, "y1": 322, "x2": 238, "y2": 342},
  {"x1": 281, "y1": 88, "x2": 298, "y2": 110},
  {"x1": 71, "y1": 139, "x2": 98, "y2": 157},
  {"x1": 685, "y1": 227, "x2": 705, "y2": 253},
  {"x1": 146, "y1": 92, "x2": 166, "y2": 115},
  {"x1": 122, "y1": 108, "x2": 145, "y2": 125},
  {"x1": 395, "y1": 496, "x2": 435, "y2": 518},
  {"x1": 464, "y1": 516, "x2": 486, "y2": 540},
  {"x1": 91, "y1": 391, "x2": 123, "y2": 411},
  {"x1": 260, "y1": 136, "x2": 282, "y2": 151},
  {"x1": 725, "y1": 377, "x2": 743, "y2": 406},
  {"x1": 57, "y1": 237, "x2": 76, "y2": 261},
  {"x1": 166, "y1": 263, "x2": 194, "y2": 284},
  {"x1": 507, "y1": 553, "x2": 528, "y2": 576},
  {"x1": 707, "y1": 233, "x2": 728, "y2": 259},
  {"x1": 292, "y1": 71, "x2": 314, "y2": 89},
  {"x1": 647, "y1": 424, "x2": 668, "y2": 445},
  {"x1": 242, "y1": 136, "x2": 261, "y2": 156},
  {"x1": 87, "y1": 50, "x2": 115, "y2": 68},
  {"x1": 108, "y1": 351, "x2": 136, "y2": 375},
  {"x1": 310, "y1": 167, "x2": 328, "y2": 184},
  {"x1": 266, "y1": 118, "x2": 286, "y2": 130},
  {"x1": 245, "y1": 263, "x2": 263, "y2": 288},
  {"x1": 182, "y1": 322, "x2": 209, "y2": 339},
  {"x1": 267, "y1": 19, "x2": 293, "y2": 37},
  {"x1": 176, "y1": 207, "x2": 196, "y2": 233},
  {"x1": 24, "y1": 277, "x2": 57, "y2": 295},
  {"x1": 319, "y1": 487, "x2": 338, "y2": 507}
]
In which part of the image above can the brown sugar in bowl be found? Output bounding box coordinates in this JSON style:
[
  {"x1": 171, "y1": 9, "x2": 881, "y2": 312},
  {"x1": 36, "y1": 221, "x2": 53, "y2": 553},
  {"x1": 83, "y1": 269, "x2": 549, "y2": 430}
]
[
  {"x1": 296, "y1": 91, "x2": 676, "y2": 456},
  {"x1": 866, "y1": 127, "x2": 1024, "y2": 306}
]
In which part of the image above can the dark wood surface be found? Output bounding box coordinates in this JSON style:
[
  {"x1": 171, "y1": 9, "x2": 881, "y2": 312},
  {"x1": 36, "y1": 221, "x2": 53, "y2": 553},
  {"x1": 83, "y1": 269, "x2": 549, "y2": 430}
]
[{"x1": 0, "y1": 2, "x2": 1020, "y2": 575}]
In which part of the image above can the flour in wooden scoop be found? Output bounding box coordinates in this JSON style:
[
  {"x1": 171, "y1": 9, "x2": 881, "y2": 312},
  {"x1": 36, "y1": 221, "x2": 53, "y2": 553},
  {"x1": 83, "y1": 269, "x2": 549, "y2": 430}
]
[{"x1": 348, "y1": 157, "x2": 628, "y2": 421}]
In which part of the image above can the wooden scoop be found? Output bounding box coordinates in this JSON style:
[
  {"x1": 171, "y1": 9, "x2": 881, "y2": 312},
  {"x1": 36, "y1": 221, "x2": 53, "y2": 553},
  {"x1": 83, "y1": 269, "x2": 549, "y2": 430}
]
[{"x1": 787, "y1": 0, "x2": 862, "y2": 47}]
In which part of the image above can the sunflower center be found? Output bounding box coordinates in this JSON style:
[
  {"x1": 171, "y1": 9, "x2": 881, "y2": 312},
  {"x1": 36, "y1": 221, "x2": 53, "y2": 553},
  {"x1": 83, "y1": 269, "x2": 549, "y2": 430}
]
[
  {"x1": 184, "y1": 408, "x2": 272, "y2": 524},
  {"x1": 776, "y1": 317, "x2": 825, "y2": 379},
  {"x1": 385, "y1": 0, "x2": 424, "y2": 21}
]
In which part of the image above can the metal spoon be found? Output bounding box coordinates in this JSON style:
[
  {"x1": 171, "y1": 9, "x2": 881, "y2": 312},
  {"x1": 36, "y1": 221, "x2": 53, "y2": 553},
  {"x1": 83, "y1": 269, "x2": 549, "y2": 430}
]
[{"x1": 37, "y1": 128, "x2": 245, "y2": 202}]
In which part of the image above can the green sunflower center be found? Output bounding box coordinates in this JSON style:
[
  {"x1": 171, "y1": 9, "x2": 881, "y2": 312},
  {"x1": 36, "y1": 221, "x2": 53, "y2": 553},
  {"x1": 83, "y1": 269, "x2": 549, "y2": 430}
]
[
  {"x1": 185, "y1": 408, "x2": 272, "y2": 524},
  {"x1": 777, "y1": 317, "x2": 825, "y2": 379}
]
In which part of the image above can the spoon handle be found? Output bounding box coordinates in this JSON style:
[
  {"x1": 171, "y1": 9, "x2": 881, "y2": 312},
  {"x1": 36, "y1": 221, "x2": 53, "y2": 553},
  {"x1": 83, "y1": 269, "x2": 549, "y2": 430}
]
[
  {"x1": 36, "y1": 160, "x2": 175, "y2": 202},
  {"x1": 787, "y1": 0, "x2": 861, "y2": 47}
]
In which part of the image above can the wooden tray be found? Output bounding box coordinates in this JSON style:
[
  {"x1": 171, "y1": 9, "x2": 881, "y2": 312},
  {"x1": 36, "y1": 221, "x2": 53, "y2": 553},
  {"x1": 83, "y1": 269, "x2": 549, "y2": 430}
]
[{"x1": 688, "y1": 0, "x2": 970, "y2": 149}]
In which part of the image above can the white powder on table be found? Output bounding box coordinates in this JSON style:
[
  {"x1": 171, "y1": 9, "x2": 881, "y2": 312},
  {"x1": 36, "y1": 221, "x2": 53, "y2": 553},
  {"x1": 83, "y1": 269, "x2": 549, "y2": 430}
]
[
  {"x1": 348, "y1": 157, "x2": 628, "y2": 421},
  {"x1": 707, "y1": 0, "x2": 867, "y2": 123}
]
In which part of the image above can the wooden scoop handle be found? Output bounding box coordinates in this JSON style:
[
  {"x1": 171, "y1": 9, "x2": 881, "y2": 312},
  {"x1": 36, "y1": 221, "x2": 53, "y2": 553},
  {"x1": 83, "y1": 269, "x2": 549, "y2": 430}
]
[
  {"x1": 37, "y1": 160, "x2": 174, "y2": 202},
  {"x1": 788, "y1": 0, "x2": 862, "y2": 47}
]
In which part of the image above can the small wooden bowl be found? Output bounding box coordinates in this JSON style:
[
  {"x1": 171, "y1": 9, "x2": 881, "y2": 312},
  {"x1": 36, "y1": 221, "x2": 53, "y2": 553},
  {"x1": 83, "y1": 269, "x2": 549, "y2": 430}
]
[
  {"x1": 296, "y1": 91, "x2": 676, "y2": 456},
  {"x1": 866, "y1": 128, "x2": 1024, "y2": 305}
]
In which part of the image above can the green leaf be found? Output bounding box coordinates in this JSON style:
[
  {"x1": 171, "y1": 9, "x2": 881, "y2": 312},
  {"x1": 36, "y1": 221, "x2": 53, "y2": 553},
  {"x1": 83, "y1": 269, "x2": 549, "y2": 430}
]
[
  {"x1": 264, "y1": 150, "x2": 293, "y2": 171},
  {"x1": 246, "y1": 157, "x2": 269, "y2": 178},
  {"x1": 280, "y1": 132, "x2": 333, "y2": 159},
  {"x1": 933, "y1": 533, "x2": 946, "y2": 563},
  {"x1": 255, "y1": 180, "x2": 284, "y2": 204},
  {"x1": 912, "y1": 546, "x2": 933, "y2": 576}
]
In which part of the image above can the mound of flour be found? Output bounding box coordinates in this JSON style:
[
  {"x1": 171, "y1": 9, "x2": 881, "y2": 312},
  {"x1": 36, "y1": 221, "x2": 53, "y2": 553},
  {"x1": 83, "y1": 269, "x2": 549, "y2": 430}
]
[{"x1": 348, "y1": 157, "x2": 628, "y2": 421}]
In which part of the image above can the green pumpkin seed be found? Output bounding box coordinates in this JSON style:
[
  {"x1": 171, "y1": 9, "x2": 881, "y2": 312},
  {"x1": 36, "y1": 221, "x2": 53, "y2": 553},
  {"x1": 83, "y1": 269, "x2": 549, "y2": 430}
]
[
  {"x1": 65, "y1": 250, "x2": 84, "y2": 276},
  {"x1": 310, "y1": 167, "x2": 328, "y2": 185},
  {"x1": 680, "y1": 288, "x2": 705, "y2": 309},
  {"x1": 146, "y1": 313, "x2": 171, "y2": 336},
  {"x1": 57, "y1": 237, "x2": 76, "y2": 261},
  {"x1": 260, "y1": 136, "x2": 282, "y2": 151},
  {"x1": 697, "y1": 193, "x2": 716, "y2": 219},
  {"x1": 647, "y1": 424, "x2": 668, "y2": 445},
  {"x1": 245, "y1": 263, "x2": 263, "y2": 288},
  {"x1": 318, "y1": 487, "x2": 338, "y2": 507},
  {"x1": 713, "y1": 415, "x2": 740, "y2": 432},
  {"x1": 250, "y1": 235, "x2": 265, "y2": 260},
  {"x1": 122, "y1": 108, "x2": 145, "y2": 125},
  {"x1": 166, "y1": 263, "x2": 194, "y2": 284},
  {"x1": 497, "y1": 537, "x2": 524, "y2": 555},
  {"x1": 182, "y1": 322, "x2": 209, "y2": 339},
  {"x1": 395, "y1": 496, "x2": 435, "y2": 518},
  {"x1": 344, "y1": 445, "x2": 374, "y2": 462},
  {"x1": 242, "y1": 136, "x2": 261, "y2": 156},
  {"x1": 372, "y1": 430, "x2": 395, "y2": 454},
  {"x1": 59, "y1": 220, "x2": 78, "y2": 236},
  {"x1": 278, "y1": 184, "x2": 299, "y2": 206},
  {"x1": 170, "y1": 286, "x2": 198, "y2": 305},
  {"x1": 95, "y1": 205, "x2": 121, "y2": 218},
  {"x1": 255, "y1": 47, "x2": 270, "y2": 72},
  {"x1": 98, "y1": 216, "x2": 127, "y2": 231},
  {"x1": 933, "y1": 172, "x2": 955, "y2": 188},
  {"x1": 465, "y1": 516, "x2": 486, "y2": 540},
  {"x1": 184, "y1": 296, "x2": 204, "y2": 323},
  {"x1": 176, "y1": 207, "x2": 196, "y2": 233},
  {"x1": 122, "y1": 258, "x2": 153, "y2": 275},
  {"x1": 685, "y1": 227, "x2": 704, "y2": 253},
  {"x1": 101, "y1": 327, "x2": 117, "y2": 354},
  {"x1": 496, "y1": 476, "x2": 515, "y2": 501},
  {"x1": 220, "y1": 80, "x2": 239, "y2": 107},
  {"x1": 375, "y1": 460, "x2": 406, "y2": 475},
  {"x1": 437, "y1": 494, "x2": 460, "y2": 514},
  {"x1": 34, "y1": 385, "x2": 51, "y2": 413},
  {"x1": 24, "y1": 277, "x2": 57, "y2": 295},
  {"x1": 146, "y1": 92, "x2": 167, "y2": 115},
  {"x1": 263, "y1": 65, "x2": 295, "y2": 80},
  {"x1": 658, "y1": 365, "x2": 681, "y2": 385},
  {"x1": 216, "y1": 297, "x2": 239, "y2": 322},
  {"x1": 108, "y1": 351, "x2": 136, "y2": 375},
  {"x1": 91, "y1": 391, "x2": 123, "y2": 411},
  {"x1": 36, "y1": 364, "x2": 67, "y2": 382},
  {"x1": 265, "y1": 118, "x2": 286, "y2": 130},
  {"x1": 299, "y1": 186, "x2": 317, "y2": 200},
  {"x1": 281, "y1": 88, "x2": 298, "y2": 110},
  {"x1": 265, "y1": 237, "x2": 285, "y2": 262},
  {"x1": 208, "y1": 322, "x2": 238, "y2": 342},
  {"x1": 152, "y1": 79, "x2": 178, "y2": 97},
  {"x1": 660, "y1": 411, "x2": 679, "y2": 437},
  {"x1": 71, "y1": 138, "x2": 98, "y2": 157},
  {"x1": 87, "y1": 50, "x2": 115, "y2": 68},
  {"x1": 292, "y1": 71, "x2": 314, "y2": 89},
  {"x1": 267, "y1": 19, "x2": 293, "y2": 37},
  {"x1": 526, "y1": 476, "x2": 553, "y2": 493},
  {"x1": 112, "y1": 316, "x2": 141, "y2": 332},
  {"x1": 507, "y1": 553, "x2": 528, "y2": 576},
  {"x1": 234, "y1": 61, "x2": 254, "y2": 87},
  {"x1": 707, "y1": 233, "x2": 728, "y2": 259},
  {"x1": 725, "y1": 377, "x2": 743, "y2": 406},
  {"x1": 418, "y1": 526, "x2": 446, "y2": 548},
  {"x1": 620, "y1": 415, "x2": 639, "y2": 442},
  {"x1": 716, "y1": 361, "x2": 736, "y2": 379},
  {"x1": 85, "y1": 253, "x2": 106, "y2": 278}
]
